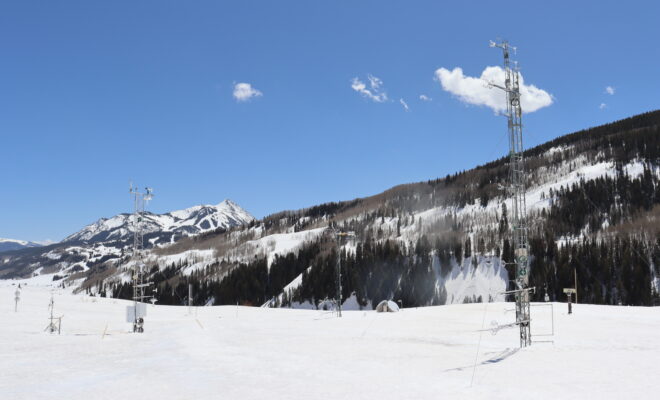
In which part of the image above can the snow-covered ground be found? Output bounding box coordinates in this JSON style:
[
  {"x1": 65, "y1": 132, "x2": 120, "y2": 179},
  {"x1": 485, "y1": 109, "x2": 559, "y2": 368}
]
[{"x1": 1, "y1": 283, "x2": 658, "y2": 400}]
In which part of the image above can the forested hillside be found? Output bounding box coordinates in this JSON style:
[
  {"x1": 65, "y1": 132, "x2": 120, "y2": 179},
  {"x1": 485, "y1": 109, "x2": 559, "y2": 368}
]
[{"x1": 95, "y1": 111, "x2": 660, "y2": 307}]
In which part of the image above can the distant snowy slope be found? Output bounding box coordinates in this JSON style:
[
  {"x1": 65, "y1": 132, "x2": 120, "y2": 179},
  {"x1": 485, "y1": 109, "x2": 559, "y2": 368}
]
[
  {"x1": 63, "y1": 199, "x2": 254, "y2": 244},
  {"x1": 0, "y1": 238, "x2": 42, "y2": 253}
]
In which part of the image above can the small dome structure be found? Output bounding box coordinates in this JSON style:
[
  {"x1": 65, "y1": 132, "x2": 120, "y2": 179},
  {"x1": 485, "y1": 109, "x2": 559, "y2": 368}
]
[{"x1": 375, "y1": 300, "x2": 400, "y2": 313}]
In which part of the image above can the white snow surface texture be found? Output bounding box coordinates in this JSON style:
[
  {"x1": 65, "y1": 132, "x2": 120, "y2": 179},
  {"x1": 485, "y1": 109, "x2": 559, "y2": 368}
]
[{"x1": 1, "y1": 282, "x2": 658, "y2": 400}]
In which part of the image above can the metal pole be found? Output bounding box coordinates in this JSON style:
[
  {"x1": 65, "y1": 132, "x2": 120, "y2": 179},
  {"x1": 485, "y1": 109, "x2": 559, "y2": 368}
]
[
  {"x1": 131, "y1": 186, "x2": 139, "y2": 330},
  {"x1": 189, "y1": 283, "x2": 193, "y2": 314},
  {"x1": 327, "y1": 229, "x2": 356, "y2": 318},
  {"x1": 336, "y1": 240, "x2": 342, "y2": 318},
  {"x1": 574, "y1": 268, "x2": 578, "y2": 304}
]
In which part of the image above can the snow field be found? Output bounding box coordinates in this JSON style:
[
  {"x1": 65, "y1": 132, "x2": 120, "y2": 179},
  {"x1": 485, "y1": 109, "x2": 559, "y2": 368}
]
[{"x1": 1, "y1": 284, "x2": 659, "y2": 400}]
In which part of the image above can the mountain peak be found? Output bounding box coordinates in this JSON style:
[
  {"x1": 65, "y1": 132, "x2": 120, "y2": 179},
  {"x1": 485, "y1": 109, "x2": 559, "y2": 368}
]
[
  {"x1": 62, "y1": 200, "x2": 255, "y2": 244},
  {"x1": 216, "y1": 198, "x2": 241, "y2": 209}
]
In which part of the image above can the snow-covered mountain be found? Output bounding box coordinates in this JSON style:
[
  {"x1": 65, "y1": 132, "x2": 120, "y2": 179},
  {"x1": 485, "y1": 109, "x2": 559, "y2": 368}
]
[
  {"x1": 0, "y1": 238, "x2": 42, "y2": 253},
  {"x1": 63, "y1": 199, "x2": 254, "y2": 245},
  {"x1": 0, "y1": 199, "x2": 254, "y2": 280}
]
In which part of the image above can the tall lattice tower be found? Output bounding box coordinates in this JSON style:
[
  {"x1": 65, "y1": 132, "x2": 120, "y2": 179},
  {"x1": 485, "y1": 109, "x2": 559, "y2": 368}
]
[
  {"x1": 129, "y1": 184, "x2": 154, "y2": 332},
  {"x1": 488, "y1": 40, "x2": 532, "y2": 347}
]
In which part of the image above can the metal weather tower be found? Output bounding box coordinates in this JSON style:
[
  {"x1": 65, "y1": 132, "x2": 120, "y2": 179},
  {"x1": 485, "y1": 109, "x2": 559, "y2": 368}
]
[
  {"x1": 129, "y1": 184, "x2": 154, "y2": 332},
  {"x1": 488, "y1": 40, "x2": 532, "y2": 347}
]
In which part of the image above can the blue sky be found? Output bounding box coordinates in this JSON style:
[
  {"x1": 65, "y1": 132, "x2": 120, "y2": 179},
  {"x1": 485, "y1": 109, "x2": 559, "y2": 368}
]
[{"x1": 1, "y1": 1, "x2": 659, "y2": 242}]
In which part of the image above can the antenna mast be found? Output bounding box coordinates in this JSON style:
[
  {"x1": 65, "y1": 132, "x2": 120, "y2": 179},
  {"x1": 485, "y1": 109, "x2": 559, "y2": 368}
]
[
  {"x1": 327, "y1": 226, "x2": 356, "y2": 318},
  {"x1": 129, "y1": 184, "x2": 154, "y2": 333},
  {"x1": 45, "y1": 290, "x2": 62, "y2": 334},
  {"x1": 488, "y1": 40, "x2": 532, "y2": 347}
]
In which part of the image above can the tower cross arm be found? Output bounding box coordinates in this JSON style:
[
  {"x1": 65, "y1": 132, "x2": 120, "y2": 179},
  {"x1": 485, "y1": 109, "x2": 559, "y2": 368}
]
[{"x1": 484, "y1": 80, "x2": 508, "y2": 92}]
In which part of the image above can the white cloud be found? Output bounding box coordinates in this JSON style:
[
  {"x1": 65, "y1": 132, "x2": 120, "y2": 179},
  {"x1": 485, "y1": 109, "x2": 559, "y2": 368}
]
[
  {"x1": 368, "y1": 75, "x2": 383, "y2": 91},
  {"x1": 233, "y1": 82, "x2": 263, "y2": 102},
  {"x1": 605, "y1": 86, "x2": 615, "y2": 95},
  {"x1": 599, "y1": 103, "x2": 607, "y2": 110},
  {"x1": 419, "y1": 94, "x2": 432, "y2": 102},
  {"x1": 351, "y1": 74, "x2": 388, "y2": 102},
  {"x1": 399, "y1": 98, "x2": 409, "y2": 111},
  {"x1": 434, "y1": 66, "x2": 553, "y2": 114}
]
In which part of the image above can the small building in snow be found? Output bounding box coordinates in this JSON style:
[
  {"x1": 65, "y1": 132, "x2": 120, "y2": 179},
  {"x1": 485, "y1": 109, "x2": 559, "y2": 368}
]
[{"x1": 375, "y1": 300, "x2": 400, "y2": 313}]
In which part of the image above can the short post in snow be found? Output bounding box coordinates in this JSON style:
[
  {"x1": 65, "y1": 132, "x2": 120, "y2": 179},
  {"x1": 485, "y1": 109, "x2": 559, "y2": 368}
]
[
  {"x1": 563, "y1": 288, "x2": 576, "y2": 314},
  {"x1": 14, "y1": 288, "x2": 20, "y2": 312}
]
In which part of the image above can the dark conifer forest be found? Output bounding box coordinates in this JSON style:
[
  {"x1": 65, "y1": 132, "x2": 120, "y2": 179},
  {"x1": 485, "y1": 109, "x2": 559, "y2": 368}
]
[{"x1": 107, "y1": 111, "x2": 660, "y2": 308}]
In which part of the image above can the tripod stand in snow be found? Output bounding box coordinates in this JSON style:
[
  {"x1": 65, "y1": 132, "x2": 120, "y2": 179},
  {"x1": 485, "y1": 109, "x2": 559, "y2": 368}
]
[{"x1": 45, "y1": 291, "x2": 62, "y2": 334}]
